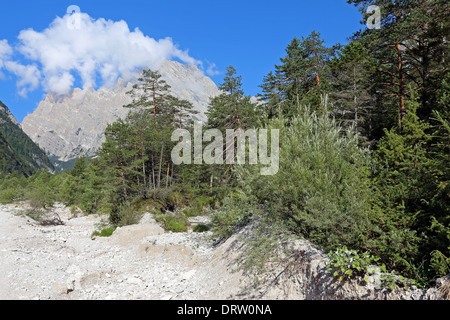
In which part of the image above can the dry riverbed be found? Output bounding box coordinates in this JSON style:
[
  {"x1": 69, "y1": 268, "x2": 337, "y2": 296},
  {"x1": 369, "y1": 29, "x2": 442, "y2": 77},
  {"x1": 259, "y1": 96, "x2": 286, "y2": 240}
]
[
  {"x1": 1, "y1": 202, "x2": 447, "y2": 301},
  {"x1": 0, "y1": 202, "x2": 249, "y2": 300}
]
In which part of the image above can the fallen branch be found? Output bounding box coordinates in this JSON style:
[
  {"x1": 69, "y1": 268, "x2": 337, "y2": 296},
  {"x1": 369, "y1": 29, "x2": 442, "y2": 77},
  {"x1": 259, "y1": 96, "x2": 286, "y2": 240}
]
[{"x1": 40, "y1": 213, "x2": 65, "y2": 226}]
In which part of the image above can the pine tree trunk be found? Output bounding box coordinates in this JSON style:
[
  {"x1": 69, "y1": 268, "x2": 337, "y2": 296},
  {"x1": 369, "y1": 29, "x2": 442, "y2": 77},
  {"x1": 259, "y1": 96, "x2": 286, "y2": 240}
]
[
  {"x1": 170, "y1": 162, "x2": 174, "y2": 187},
  {"x1": 119, "y1": 171, "x2": 127, "y2": 199},
  {"x1": 151, "y1": 153, "x2": 156, "y2": 191},
  {"x1": 158, "y1": 142, "x2": 164, "y2": 189},
  {"x1": 397, "y1": 43, "x2": 406, "y2": 125},
  {"x1": 141, "y1": 132, "x2": 146, "y2": 188},
  {"x1": 165, "y1": 161, "x2": 170, "y2": 189},
  {"x1": 314, "y1": 49, "x2": 322, "y2": 111},
  {"x1": 153, "y1": 84, "x2": 157, "y2": 122},
  {"x1": 353, "y1": 65, "x2": 358, "y2": 133}
]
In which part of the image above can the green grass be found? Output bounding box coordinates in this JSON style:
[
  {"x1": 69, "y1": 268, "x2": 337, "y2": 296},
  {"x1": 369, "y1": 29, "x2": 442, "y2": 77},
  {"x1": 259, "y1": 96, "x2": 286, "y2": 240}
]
[
  {"x1": 91, "y1": 226, "x2": 117, "y2": 238},
  {"x1": 155, "y1": 214, "x2": 189, "y2": 233}
]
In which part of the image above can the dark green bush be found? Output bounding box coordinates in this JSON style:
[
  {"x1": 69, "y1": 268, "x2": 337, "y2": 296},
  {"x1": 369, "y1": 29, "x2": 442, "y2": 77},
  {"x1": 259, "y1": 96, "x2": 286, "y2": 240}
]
[
  {"x1": 110, "y1": 201, "x2": 143, "y2": 227},
  {"x1": 193, "y1": 224, "x2": 210, "y2": 233}
]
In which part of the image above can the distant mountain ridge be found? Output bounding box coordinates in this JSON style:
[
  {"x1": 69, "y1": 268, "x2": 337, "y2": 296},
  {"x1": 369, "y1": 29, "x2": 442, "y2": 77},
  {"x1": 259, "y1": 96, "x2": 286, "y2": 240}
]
[
  {"x1": 21, "y1": 60, "x2": 221, "y2": 169},
  {"x1": 0, "y1": 100, "x2": 54, "y2": 176}
]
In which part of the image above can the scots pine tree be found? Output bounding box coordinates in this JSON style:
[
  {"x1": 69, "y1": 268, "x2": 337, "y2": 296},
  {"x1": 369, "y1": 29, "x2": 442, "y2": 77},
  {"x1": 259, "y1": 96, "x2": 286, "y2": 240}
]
[
  {"x1": 260, "y1": 31, "x2": 334, "y2": 118},
  {"x1": 205, "y1": 66, "x2": 258, "y2": 187},
  {"x1": 329, "y1": 39, "x2": 376, "y2": 142},
  {"x1": 125, "y1": 69, "x2": 171, "y2": 123},
  {"x1": 348, "y1": 0, "x2": 449, "y2": 127}
]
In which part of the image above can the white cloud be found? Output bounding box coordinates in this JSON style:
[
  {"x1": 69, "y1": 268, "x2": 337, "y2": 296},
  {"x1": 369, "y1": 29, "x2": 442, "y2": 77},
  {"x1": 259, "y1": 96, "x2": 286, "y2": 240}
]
[
  {"x1": 8, "y1": 11, "x2": 203, "y2": 96},
  {"x1": 205, "y1": 61, "x2": 220, "y2": 76},
  {"x1": 0, "y1": 40, "x2": 12, "y2": 59},
  {"x1": 0, "y1": 39, "x2": 13, "y2": 78},
  {"x1": 1, "y1": 40, "x2": 42, "y2": 96},
  {"x1": 4, "y1": 61, "x2": 41, "y2": 97},
  {"x1": 1, "y1": 40, "x2": 41, "y2": 95}
]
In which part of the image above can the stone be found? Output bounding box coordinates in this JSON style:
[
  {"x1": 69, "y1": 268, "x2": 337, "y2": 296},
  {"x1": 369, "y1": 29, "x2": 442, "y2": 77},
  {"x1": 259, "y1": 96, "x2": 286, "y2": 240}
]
[
  {"x1": 182, "y1": 269, "x2": 197, "y2": 281},
  {"x1": 126, "y1": 276, "x2": 143, "y2": 285}
]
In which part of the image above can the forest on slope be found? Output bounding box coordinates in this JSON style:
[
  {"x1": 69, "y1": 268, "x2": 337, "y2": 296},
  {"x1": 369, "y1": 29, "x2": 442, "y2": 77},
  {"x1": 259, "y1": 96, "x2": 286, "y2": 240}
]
[
  {"x1": 0, "y1": 0, "x2": 448, "y2": 288},
  {"x1": 0, "y1": 100, "x2": 54, "y2": 176}
]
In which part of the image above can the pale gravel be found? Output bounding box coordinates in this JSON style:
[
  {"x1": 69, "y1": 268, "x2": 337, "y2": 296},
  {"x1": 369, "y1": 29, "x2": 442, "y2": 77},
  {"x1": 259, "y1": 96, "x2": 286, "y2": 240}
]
[
  {"x1": 0, "y1": 202, "x2": 247, "y2": 300},
  {"x1": 1, "y1": 202, "x2": 445, "y2": 301}
]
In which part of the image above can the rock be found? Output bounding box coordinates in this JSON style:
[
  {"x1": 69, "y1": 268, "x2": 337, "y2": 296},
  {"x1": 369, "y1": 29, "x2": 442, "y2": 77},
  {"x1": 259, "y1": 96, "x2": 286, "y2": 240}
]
[
  {"x1": 66, "y1": 264, "x2": 81, "y2": 275},
  {"x1": 111, "y1": 223, "x2": 165, "y2": 247},
  {"x1": 126, "y1": 276, "x2": 143, "y2": 285},
  {"x1": 139, "y1": 213, "x2": 157, "y2": 225},
  {"x1": 182, "y1": 269, "x2": 197, "y2": 281},
  {"x1": 66, "y1": 280, "x2": 76, "y2": 294}
]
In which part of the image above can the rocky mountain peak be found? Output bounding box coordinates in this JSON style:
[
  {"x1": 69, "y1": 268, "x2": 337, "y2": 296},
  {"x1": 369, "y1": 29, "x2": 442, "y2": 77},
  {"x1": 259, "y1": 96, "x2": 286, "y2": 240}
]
[
  {"x1": 21, "y1": 60, "x2": 221, "y2": 165},
  {"x1": 0, "y1": 100, "x2": 20, "y2": 126}
]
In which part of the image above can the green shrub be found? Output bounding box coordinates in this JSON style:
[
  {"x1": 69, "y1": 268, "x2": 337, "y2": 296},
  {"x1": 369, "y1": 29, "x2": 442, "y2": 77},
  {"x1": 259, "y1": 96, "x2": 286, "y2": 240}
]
[
  {"x1": 0, "y1": 188, "x2": 16, "y2": 204},
  {"x1": 430, "y1": 250, "x2": 450, "y2": 277},
  {"x1": 110, "y1": 201, "x2": 142, "y2": 227},
  {"x1": 184, "y1": 195, "x2": 215, "y2": 217},
  {"x1": 211, "y1": 195, "x2": 253, "y2": 240},
  {"x1": 91, "y1": 226, "x2": 117, "y2": 238},
  {"x1": 379, "y1": 272, "x2": 421, "y2": 291},
  {"x1": 24, "y1": 208, "x2": 45, "y2": 222},
  {"x1": 233, "y1": 103, "x2": 378, "y2": 249},
  {"x1": 156, "y1": 214, "x2": 188, "y2": 233},
  {"x1": 193, "y1": 224, "x2": 210, "y2": 233},
  {"x1": 27, "y1": 187, "x2": 54, "y2": 209},
  {"x1": 326, "y1": 246, "x2": 383, "y2": 282},
  {"x1": 210, "y1": 101, "x2": 387, "y2": 279}
]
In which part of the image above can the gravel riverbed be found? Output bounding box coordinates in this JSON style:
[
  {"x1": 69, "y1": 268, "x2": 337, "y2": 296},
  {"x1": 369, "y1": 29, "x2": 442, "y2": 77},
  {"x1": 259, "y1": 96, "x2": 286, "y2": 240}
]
[{"x1": 0, "y1": 203, "x2": 247, "y2": 300}]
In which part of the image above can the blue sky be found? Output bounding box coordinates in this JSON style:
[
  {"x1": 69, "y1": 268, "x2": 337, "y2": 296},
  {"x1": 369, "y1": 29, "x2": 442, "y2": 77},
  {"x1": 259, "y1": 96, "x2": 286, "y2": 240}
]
[{"x1": 0, "y1": 0, "x2": 364, "y2": 123}]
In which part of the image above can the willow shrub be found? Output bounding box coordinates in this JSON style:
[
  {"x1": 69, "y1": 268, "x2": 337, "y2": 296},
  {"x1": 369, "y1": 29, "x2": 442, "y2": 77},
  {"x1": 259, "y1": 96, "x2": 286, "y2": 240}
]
[{"x1": 238, "y1": 104, "x2": 379, "y2": 249}]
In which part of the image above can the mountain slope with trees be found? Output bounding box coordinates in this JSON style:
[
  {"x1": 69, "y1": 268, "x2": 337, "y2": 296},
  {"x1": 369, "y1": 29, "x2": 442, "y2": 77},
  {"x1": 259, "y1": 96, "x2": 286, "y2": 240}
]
[{"x1": 0, "y1": 100, "x2": 54, "y2": 176}]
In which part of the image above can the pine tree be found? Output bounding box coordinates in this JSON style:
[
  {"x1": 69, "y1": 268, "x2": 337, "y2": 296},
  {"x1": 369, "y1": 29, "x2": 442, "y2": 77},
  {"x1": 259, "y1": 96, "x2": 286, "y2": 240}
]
[
  {"x1": 205, "y1": 66, "x2": 258, "y2": 186},
  {"x1": 125, "y1": 69, "x2": 171, "y2": 123},
  {"x1": 259, "y1": 31, "x2": 334, "y2": 117},
  {"x1": 97, "y1": 119, "x2": 141, "y2": 201},
  {"x1": 206, "y1": 66, "x2": 257, "y2": 131},
  {"x1": 123, "y1": 68, "x2": 201, "y2": 193},
  {"x1": 348, "y1": 0, "x2": 449, "y2": 127},
  {"x1": 258, "y1": 71, "x2": 283, "y2": 119},
  {"x1": 167, "y1": 95, "x2": 199, "y2": 128},
  {"x1": 329, "y1": 39, "x2": 376, "y2": 142},
  {"x1": 374, "y1": 94, "x2": 450, "y2": 279}
]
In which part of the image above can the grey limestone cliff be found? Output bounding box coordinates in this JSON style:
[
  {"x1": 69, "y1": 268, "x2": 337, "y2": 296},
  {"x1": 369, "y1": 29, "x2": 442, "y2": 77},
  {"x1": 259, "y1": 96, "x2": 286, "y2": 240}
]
[
  {"x1": 0, "y1": 101, "x2": 20, "y2": 126},
  {"x1": 21, "y1": 60, "x2": 221, "y2": 163}
]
